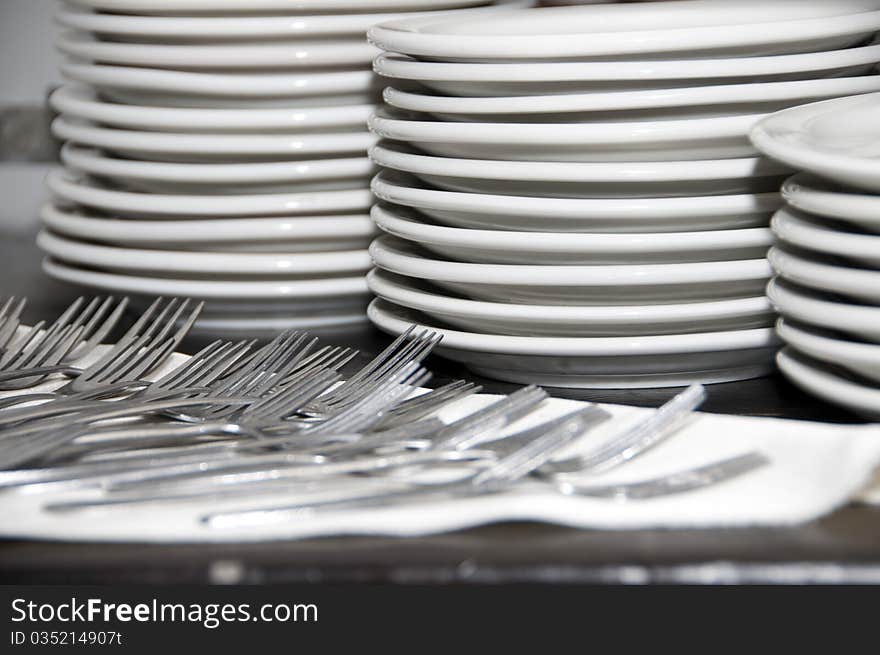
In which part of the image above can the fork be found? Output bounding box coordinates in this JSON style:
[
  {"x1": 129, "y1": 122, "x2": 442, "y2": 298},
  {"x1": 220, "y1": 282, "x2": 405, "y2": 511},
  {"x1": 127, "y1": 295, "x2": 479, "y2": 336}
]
[
  {"x1": 198, "y1": 406, "x2": 610, "y2": 528},
  {"x1": 0, "y1": 297, "x2": 27, "y2": 352},
  {"x1": 553, "y1": 451, "x2": 770, "y2": 500},
  {"x1": 40, "y1": 405, "x2": 609, "y2": 511},
  {"x1": 374, "y1": 380, "x2": 482, "y2": 430},
  {"x1": 0, "y1": 297, "x2": 202, "y2": 410},
  {"x1": 166, "y1": 330, "x2": 317, "y2": 425},
  {"x1": 0, "y1": 339, "x2": 353, "y2": 469},
  {"x1": 0, "y1": 340, "x2": 260, "y2": 465},
  {"x1": 300, "y1": 361, "x2": 431, "y2": 437},
  {"x1": 300, "y1": 327, "x2": 440, "y2": 417},
  {"x1": 0, "y1": 297, "x2": 128, "y2": 390},
  {"x1": 536, "y1": 384, "x2": 706, "y2": 478},
  {"x1": 21, "y1": 375, "x2": 543, "y2": 500}
]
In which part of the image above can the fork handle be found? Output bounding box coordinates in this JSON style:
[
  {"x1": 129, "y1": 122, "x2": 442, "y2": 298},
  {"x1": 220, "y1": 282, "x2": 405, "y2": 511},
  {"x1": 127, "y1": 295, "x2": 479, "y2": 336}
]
[{"x1": 0, "y1": 364, "x2": 80, "y2": 385}]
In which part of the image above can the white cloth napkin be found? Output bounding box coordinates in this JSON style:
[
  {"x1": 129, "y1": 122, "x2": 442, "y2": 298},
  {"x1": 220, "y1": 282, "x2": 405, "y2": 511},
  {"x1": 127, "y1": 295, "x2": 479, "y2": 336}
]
[{"x1": 0, "y1": 348, "x2": 879, "y2": 543}]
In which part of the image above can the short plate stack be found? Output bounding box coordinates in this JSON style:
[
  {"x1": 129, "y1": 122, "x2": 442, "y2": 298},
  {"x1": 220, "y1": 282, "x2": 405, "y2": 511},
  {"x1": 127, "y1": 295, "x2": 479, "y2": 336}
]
[{"x1": 752, "y1": 92, "x2": 880, "y2": 417}]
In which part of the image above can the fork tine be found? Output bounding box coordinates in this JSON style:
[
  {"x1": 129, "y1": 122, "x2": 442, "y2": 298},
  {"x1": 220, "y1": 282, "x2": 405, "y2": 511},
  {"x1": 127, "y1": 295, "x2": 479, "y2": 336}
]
[
  {"x1": 538, "y1": 384, "x2": 706, "y2": 477},
  {"x1": 309, "y1": 362, "x2": 430, "y2": 436},
  {"x1": 244, "y1": 369, "x2": 341, "y2": 424},
  {"x1": 22, "y1": 324, "x2": 85, "y2": 369},
  {"x1": 433, "y1": 385, "x2": 549, "y2": 451},
  {"x1": 315, "y1": 330, "x2": 439, "y2": 411},
  {"x1": 168, "y1": 340, "x2": 253, "y2": 392},
  {"x1": 68, "y1": 296, "x2": 128, "y2": 359},
  {"x1": 0, "y1": 297, "x2": 26, "y2": 349},
  {"x1": 0, "y1": 321, "x2": 46, "y2": 368},
  {"x1": 286, "y1": 346, "x2": 357, "y2": 380},
  {"x1": 74, "y1": 297, "x2": 166, "y2": 384},
  {"x1": 378, "y1": 381, "x2": 482, "y2": 429},
  {"x1": 344, "y1": 325, "x2": 415, "y2": 386},
  {"x1": 67, "y1": 298, "x2": 198, "y2": 390},
  {"x1": 148, "y1": 340, "x2": 225, "y2": 391},
  {"x1": 101, "y1": 300, "x2": 202, "y2": 385},
  {"x1": 176, "y1": 340, "x2": 253, "y2": 389}
]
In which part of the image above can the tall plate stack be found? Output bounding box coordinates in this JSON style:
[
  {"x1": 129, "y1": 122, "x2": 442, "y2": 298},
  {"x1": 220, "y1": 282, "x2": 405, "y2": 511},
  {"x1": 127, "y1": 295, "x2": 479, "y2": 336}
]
[
  {"x1": 40, "y1": 0, "x2": 500, "y2": 335},
  {"x1": 365, "y1": 0, "x2": 880, "y2": 388},
  {"x1": 751, "y1": 92, "x2": 880, "y2": 417}
]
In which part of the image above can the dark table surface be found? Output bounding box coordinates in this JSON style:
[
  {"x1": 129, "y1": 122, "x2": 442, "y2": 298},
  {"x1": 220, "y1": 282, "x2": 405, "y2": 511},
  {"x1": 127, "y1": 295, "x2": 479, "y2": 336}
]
[{"x1": 1, "y1": 225, "x2": 878, "y2": 585}]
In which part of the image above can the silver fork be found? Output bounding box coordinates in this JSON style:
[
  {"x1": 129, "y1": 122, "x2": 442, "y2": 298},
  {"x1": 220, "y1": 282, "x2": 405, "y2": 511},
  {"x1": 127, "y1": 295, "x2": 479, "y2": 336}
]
[
  {"x1": 0, "y1": 391, "x2": 255, "y2": 469},
  {"x1": 0, "y1": 297, "x2": 202, "y2": 410},
  {"x1": 40, "y1": 406, "x2": 609, "y2": 511},
  {"x1": 301, "y1": 328, "x2": 440, "y2": 416},
  {"x1": 300, "y1": 361, "x2": 431, "y2": 437},
  {"x1": 198, "y1": 406, "x2": 610, "y2": 528},
  {"x1": 23, "y1": 374, "x2": 537, "y2": 500},
  {"x1": 375, "y1": 380, "x2": 482, "y2": 430},
  {"x1": 0, "y1": 297, "x2": 128, "y2": 390},
  {"x1": 537, "y1": 384, "x2": 706, "y2": 478},
  {"x1": 287, "y1": 384, "x2": 548, "y2": 463},
  {"x1": 0, "y1": 297, "x2": 27, "y2": 353},
  {"x1": 0, "y1": 340, "x2": 259, "y2": 465},
  {"x1": 4, "y1": 340, "x2": 353, "y2": 470},
  {"x1": 553, "y1": 451, "x2": 770, "y2": 500},
  {"x1": 137, "y1": 338, "x2": 254, "y2": 399},
  {"x1": 165, "y1": 330, "x2": 318, "y2": 424}
]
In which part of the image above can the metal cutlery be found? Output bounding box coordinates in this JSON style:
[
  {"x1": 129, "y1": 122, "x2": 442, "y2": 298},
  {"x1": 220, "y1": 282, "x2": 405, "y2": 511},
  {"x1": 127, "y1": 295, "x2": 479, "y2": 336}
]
[
  {"x1": 0, "y1": 297, "x2": 202, "y2": 409},
  {"x1": 537, "y1": 384, "x2": 706, "y2": 478},
  {"x1": 554, "y1": 451, "x2": 769, "y2": 500},
  {"x1": 0, "y1": 296, "x2": 127, "y2": 390},
  {"x1": 200, "y1": 406, "x2": 610, "y2": 529}
]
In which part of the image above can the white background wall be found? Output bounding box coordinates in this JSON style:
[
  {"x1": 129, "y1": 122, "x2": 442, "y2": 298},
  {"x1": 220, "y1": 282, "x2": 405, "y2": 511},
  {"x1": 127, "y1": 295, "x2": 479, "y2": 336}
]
[
  {"x1": 0, "y1": 1, "x2": 61, "y2": 231},
  {"x1": 0, "y1": 0, "x2": 61, "y2": 105}
]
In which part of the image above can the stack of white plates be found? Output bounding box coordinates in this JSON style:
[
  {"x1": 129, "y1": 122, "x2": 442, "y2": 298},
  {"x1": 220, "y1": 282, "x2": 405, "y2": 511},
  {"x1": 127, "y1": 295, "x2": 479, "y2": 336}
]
[
  {"x1": 40, "y1": 0, "x2": 506, "y2": 333},
  {"x1": 364, "y1": 0, "x2": 880, "y2": 388},
  {"x1": 751, "y1": 92, "x2": 880, "y2": 416}
]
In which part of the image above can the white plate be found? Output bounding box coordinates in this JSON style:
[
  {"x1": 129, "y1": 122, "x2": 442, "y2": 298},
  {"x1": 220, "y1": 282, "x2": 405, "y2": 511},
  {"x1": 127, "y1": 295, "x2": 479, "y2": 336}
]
[
  {"x1": 56, "y1": 4, "x2": 489, "y2": 39},
  {"x1": 371, "y1": 171, "x2": 781, "y2": 233},
  {"x1": 61, "y1": 144, "x2": 374, "y2": 192},
  {"x1": 367, "y1": 269, "x2": 773, "y2": 337},
  {"x1": 368, "y1": 109, "x2": 763, "y2": 161},
  {"x1": 767, "y1": 277, "x2": 880, "y2": 341},
  {"x1": 381, "y1": 76, "x2": 880, "y2": 118},
  {"x1": 372, "y1": 203, "x2": 773, "y2": 265},
  {"x1": 52, "y1": 118, "x2": 375, "y2": 161},
  {"x1": 373, "y1": 45, "x2": 880, "y2": 96},
  {"x1": 41, "y1": 204, "x2": 375, "y2": 249},
  {"x1": 57, "y1": 32, "x2": 379, "y2": 69},
  {"x1": 777, "y1": 347, "x2": 880, "y2": 417},
  {"x1": 370, "y1": 235, "x2": 772, "y2": 305},
  {"x1": 369, "y1": 299, "x2": 777, "y2": 389},
  {"x1": 37, "y1": 230, "x2": 371, "y2": 276},
  {"x1": 48, "y1": 171, "x2": 373, "y2": 218},
  {"x1": 768, "y1": 247, "x2": 880, "y2": 304},
  {"x1": 60, "y1": 63, "x2": 377, "y2": 101},
  {"x1": 369, "y1": 142, "x2": 789, "y2": 197},
  {"x1": 66, "y1": 0, "x2": 487, "y2": 13},
  {"x1": 369, "y1": 1, "x2": 880, "y2": 60},
  {"x1": 50, "y1": 86, "x2": 374, "y2": 133},
  {"x1": 771, "y1": 207, "x2": 880, "y2": 267},
  {"x1": 43, "y1": 256, "x2": 369, "y2": 300},
  {"x1": 750, "y1": 93, "x2": 880, "y2": 192},
  {"x1": 777, "y1": 318, "x2": 880, "y2": 383},
  {"x1": 782, "y1": 174, "x2": 880, "y2": 232}
]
